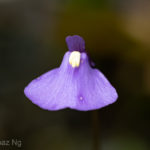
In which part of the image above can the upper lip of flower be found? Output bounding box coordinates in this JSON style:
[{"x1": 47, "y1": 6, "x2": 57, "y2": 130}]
[{"x1": 66, "y1": 35, "x2": 86, "y2": 52}]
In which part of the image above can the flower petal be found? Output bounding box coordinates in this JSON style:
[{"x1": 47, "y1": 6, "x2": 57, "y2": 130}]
[
  {"x1": 72, "y1": 53, "x2": 118, "y2": 110},
  {"x1": 24, "y1": 52, "x2": 118, "y2": 111},
  {"x1": 24, "y1": 52, "x2": 76, "y2": 110},
  {"x1": 66, "y1": 35, "x2": 85, "y2": 52}
]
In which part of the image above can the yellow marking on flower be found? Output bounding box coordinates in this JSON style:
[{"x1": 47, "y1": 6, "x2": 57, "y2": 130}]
[{"x1": 69, "y1": 51, "x2": 81, "y2": 68}]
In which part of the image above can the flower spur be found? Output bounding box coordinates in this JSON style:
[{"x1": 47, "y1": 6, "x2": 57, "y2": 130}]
[{"x1": 24, "y1": 35, "x2": 118, "y2": 111}]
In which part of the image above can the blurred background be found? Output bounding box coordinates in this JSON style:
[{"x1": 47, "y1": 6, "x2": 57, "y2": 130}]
[{"x1": 0, "y1": 0, "x2": 150, "y2": 149}]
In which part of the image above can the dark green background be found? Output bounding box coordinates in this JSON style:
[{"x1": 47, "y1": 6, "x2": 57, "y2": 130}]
[{"x1": 0, "y1": 0, "x2": 150, "y2": 149}]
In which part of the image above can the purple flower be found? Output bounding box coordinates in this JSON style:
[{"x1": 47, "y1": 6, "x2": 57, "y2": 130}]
[{"x1": 24, "y1": 35, "x2": 118, "y2": 111}]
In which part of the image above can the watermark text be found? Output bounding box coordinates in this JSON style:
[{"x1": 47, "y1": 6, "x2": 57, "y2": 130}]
[{"x1": 0, "y1": 139, "x2": 22, "y2": 148}]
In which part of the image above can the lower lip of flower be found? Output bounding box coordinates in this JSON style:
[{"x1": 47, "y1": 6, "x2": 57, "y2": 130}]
[{"x1": 69, "y1": 51, "x2": 81, "y2": 68}]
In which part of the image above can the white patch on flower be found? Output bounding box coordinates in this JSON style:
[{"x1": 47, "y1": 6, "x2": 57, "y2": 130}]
[
  {"x1": 69, "y1": 51, "x2": 81, "y2": 68},
  {"x1": 80, "y1": 96, "x2": 83, "y2": 100}
]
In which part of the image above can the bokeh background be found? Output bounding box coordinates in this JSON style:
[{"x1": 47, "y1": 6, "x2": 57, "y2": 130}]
[{"x1": 0, "y1": 0, "x2": 150, "y2": 150}]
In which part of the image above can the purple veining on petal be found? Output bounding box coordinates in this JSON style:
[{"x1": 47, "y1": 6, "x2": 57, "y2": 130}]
[{"x1": 66, "y1": 35, "x2": 85, "y2": 52}]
